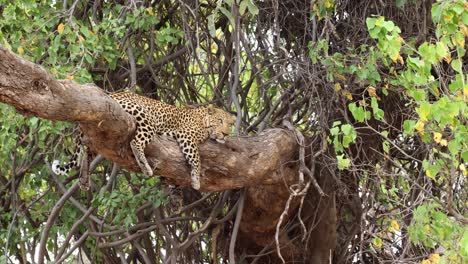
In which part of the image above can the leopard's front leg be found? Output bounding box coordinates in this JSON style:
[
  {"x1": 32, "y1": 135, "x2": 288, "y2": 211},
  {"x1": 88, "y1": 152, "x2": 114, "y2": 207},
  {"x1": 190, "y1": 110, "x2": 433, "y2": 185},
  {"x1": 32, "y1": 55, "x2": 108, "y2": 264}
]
[
  {"x1": 187, "y1": 148, "x2": 201, "y2": 190},
  {"x1": 176, "y1": 137, "x2": 201, "y2": 190},
  {"x1": 130, "y1": 139, "x2": 153, "y2": 177}
]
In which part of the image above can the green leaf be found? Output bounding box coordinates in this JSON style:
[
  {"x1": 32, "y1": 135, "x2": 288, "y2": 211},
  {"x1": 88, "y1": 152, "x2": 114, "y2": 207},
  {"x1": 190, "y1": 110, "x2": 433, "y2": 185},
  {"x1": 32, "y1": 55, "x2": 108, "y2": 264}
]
[
  {"x1": 452, "y1": 4, "x2": 464, "y2": 15},
  {"x1": 348, "y1": 103, "x2": 366, "y2": 122},
  {"x1": 418, "y1": 43, "x2": 437, "y2": 64},
  {"x1": 451, "y1": 59, "x2": 462, "y2": 73},
  {"x1": 208, "y1": 14, "x2": 216, "y2": 37},
  {"x1": 382, "y1": 21, "x2": 395, "y2": 32},
  {"x1": 337, "y1": 154, "x2": 351, "y2": 170},
  {"x1": 368, "y1": 27, "x2": 381, "y2": 39},
  {"x1": 247, "y1": 0, "x2": 259, "y2": 16},
  {"x1": 416, "y1": 102, "x2": 431, "y2": 121},
  {"x1": 431, "y1": 4, "x2": 442, "y2": 23},
  {"x1": 407, "y1": 56, "x2": 423, "y2": 69},
  {"x1": 366, "y1": 17, "x2": 377, "y2": 30},
  {"x1": 330, "y1": 126, "x2": 340, "y2": 136},
  {"x1": 425, "y1": 164, "x2": 439, "y2": 180},
  {"x1": 373, "y1": 237, "x2": 383, "y2": 248},
  {"x1": 239, "y1": 0, "x2": 248, "y2": 15},
  {"x1": 341, "y1": 124, "x2": 354, "y2": 136},
  {"x1": 411, "y1": 89, "x2": 426, "y2": 102},
  {"x1": 448, "y1": 74, "x2": 463, "y2": 92},
  {"x1": 463, "y1": 11, "x2": 468, "y2": 25},
  {"x1": 460, "y1": 228, "x2": 468, "y2": 258},
  {"x1": 371, "y1": 97, "x2": 384, "y2": 120},
  {"x1": 403, "y1": 120, "x2": 415, "y2": 136},
  {"x1": 395, "y1": 0, "x2": 406, "y2": 8},
  {"x1": 447, "y1": 140, "x2": 461, "y2": 155},
  {"x1": 332, "y1": 121, "x2": 342, "y2": 127},
  {"x1": 382, "y1": 140, "x2": 390, "y2": 153},
  {"x1": 219, "y1": 6, "x2": 235, "y2": 26},
  {"x1": 435, "y1": 42, "x2": 447, "y2": 59},
  {"x1": 462, "y1": 151, "x2": 468, "y2": 163}
]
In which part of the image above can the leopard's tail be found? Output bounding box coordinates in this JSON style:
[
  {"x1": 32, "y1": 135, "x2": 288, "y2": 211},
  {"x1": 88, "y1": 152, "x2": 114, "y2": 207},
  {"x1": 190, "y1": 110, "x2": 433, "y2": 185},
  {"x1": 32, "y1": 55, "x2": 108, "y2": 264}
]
[{"x1": 52, "y1": 131, "x2": 83, "y2": 176}]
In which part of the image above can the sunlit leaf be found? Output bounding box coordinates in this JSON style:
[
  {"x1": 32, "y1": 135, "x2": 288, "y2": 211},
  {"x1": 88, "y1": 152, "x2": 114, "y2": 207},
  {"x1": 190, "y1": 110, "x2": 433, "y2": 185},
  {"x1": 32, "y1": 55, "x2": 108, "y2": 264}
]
[{"x1": 57, "y1": 23, "x2": 64, "y2": 34}]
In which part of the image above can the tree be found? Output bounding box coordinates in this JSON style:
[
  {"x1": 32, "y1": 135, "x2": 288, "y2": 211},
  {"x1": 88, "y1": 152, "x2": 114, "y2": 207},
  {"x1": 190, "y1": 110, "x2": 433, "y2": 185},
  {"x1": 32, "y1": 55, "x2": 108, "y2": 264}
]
[{"x1": 0, "y1": 0, "x2": 466, "y2": 263}]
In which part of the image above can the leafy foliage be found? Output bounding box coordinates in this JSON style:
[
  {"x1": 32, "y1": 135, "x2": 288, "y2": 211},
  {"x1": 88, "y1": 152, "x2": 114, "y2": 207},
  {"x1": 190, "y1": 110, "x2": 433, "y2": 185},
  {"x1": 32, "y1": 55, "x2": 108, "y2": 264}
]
[{"x1": 311, "y1": 0, "x2": 467, "y2": 263}]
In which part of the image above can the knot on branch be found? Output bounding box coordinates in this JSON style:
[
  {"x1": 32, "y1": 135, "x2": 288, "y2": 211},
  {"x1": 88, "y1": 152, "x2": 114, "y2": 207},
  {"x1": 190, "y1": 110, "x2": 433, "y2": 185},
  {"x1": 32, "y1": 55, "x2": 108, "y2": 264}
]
[{"x1": 32, "y1": 78, "x2": 49, "y2": 91}]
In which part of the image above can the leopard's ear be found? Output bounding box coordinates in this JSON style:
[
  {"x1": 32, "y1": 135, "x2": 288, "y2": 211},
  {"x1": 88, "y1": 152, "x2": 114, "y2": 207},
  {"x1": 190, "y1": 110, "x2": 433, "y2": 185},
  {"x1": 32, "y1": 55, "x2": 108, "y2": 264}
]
[
  {"x1": 206, "y1": 104, "x2": 216, "y2": 114},
  {"x1": 230, "y1": 114, "x2": 237, "y2": 123}
]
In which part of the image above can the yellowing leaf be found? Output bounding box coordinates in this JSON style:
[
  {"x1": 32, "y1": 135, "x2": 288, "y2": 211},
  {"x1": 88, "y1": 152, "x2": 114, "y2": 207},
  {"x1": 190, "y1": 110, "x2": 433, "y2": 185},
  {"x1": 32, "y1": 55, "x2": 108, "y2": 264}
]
[
  {"x1": 433, "y1": 132, "x2": 442, "y2": 143},
  {"x1": 312, "y1": 3, "x2": 318, "y2": 12},
  {"x1": 211, "y1": 43, "x2": 217, "y2": 53},
  {"x1": 57, "y1": 23, "x2": 64, "y2": 34},
  {"x1": 367, "y1": 86, "x2": 378, "y2": 97},
  {"x1": 443, "y1": 13, "x2": 453, "y2": 22},
  {"x1": 429, "y1": 254, "x2": 440, "y2": 264},
  {"x1": 415, "y1": 121, "x2": 425, "y2": 132},
  {"x1": 390, "y1": 51, "x2": 400, "y2": 62},
  {"x1": 359, "y1": 100, "x2": 368, "y2": 107},
  {"x1": 334, "y1": 83, "x2": 342, "y2": 91},
  {"x1": 391, "y1": 220, "x2": 400, "y2": 231},
  {"x1": 440, "y1": 139, "x2": 448, "y2": 147},
  {"x1": 425, "y1": 169, "x2": 432, "y2": 178},
  {"x1": 65, "y1": 75, "x2": 74, "y2": 80},
  {"x1": 453, "y1": 33, "x2": 465, "y2": 47},
  {"x1": 146, "y1": 7, "x2": 154, "y2": 15},
  {"x1": 17, "y1": 46, "x2": 24, "y2": 55},
  {"x1": 460, "y1": 164, "x2": 467, "y2": 176},
  {"x1": 424, "y1": 224, "x2": 430, "y2": 232},
  {"x1": 444, "y1": 54, "x2": 452, "y2": 63},
  {"x1": 460, "y1": 23, "x2": 468, "y2": 37},
  {"x1": 436, "y1": 42, "x2": 448, "y2": 61},
  {"x1": 342, "y1": 91, "x2": 353, "y2": 100},
  {"x1": 431, "y1": 87, "x2": 440, "y2": 97},
  {"x1": 421, "y1": 260, "x2": 431, "y2": 264},
  {"x1": 334, "y1": 73, "x2": 347, "y2": 81},
  {"x1": 373, "y1": 237, "x2": 382, "y2": 248},
  {"x1": 397, "y1": 54, "x2": 404, "y2": 65},
  {"x1": 417, "y1": 102, "x2": 431, "y2": 121}
]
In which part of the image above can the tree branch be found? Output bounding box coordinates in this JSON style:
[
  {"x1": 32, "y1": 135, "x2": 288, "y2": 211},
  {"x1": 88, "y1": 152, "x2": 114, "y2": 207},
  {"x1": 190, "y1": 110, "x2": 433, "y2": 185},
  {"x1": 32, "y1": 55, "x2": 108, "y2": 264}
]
[{"x1": 0, "y1": 46, "x2": 298, "y2": 192}]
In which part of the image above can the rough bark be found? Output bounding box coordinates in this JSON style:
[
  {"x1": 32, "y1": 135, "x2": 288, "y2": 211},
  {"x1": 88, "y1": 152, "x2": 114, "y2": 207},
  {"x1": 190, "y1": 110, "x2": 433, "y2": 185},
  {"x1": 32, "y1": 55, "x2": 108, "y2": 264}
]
[{"x1": 0, "y1": 46, "x2": 336, "y2": 263}]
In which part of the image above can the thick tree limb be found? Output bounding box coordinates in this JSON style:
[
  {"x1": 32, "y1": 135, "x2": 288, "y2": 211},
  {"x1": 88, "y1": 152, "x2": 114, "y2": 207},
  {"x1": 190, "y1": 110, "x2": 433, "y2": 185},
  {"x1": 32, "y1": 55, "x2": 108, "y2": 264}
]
[
  {"x1": 0, "y1": 46, "x2": 338, "y2": 262},
  {"x1": 0, "y1": 46, "x2": 298, "y2": 192}
]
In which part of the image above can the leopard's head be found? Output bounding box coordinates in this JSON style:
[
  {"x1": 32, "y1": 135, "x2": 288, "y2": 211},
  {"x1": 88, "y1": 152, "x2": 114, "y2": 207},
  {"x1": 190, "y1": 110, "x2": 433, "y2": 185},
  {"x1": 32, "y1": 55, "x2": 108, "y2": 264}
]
[{"x1": 205, "y1": 106, "x2": 236, "y2": 141}]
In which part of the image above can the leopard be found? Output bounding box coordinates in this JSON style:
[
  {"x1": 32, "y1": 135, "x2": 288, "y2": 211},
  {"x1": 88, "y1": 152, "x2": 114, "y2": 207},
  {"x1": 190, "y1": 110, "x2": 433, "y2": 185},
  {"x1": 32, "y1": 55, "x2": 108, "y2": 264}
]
[{"x1": 52, "y1": 91, "x2": 236, "y2": 190}]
